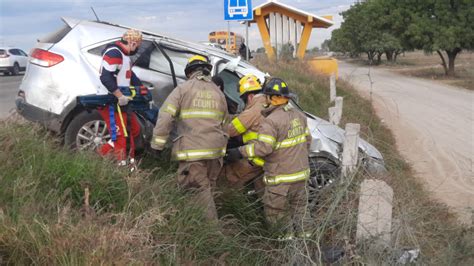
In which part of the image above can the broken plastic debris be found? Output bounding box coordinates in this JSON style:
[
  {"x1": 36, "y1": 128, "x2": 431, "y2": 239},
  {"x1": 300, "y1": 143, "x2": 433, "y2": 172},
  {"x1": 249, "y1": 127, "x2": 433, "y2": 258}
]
[{"x1": 397, "y1": 249, "x2": 420, "y2": 264}]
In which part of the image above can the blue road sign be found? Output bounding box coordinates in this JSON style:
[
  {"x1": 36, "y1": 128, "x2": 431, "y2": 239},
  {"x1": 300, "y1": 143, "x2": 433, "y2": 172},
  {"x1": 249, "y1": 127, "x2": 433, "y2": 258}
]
[{"x1": 224, "y1": 0, "x2": 253, "y2": 21}]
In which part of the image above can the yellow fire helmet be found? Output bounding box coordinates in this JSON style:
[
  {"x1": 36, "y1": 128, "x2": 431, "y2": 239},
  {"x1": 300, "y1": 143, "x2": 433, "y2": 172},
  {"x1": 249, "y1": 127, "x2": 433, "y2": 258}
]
[
  {"x1": 239, "y1": 74, "x2": 262, "y2": 96},
  {"x1": 122, "y1": 29, "x2": 143, "y2": 43},
  {"x1": 184, "y1": 55, "x2": 212, "y2": 77}
]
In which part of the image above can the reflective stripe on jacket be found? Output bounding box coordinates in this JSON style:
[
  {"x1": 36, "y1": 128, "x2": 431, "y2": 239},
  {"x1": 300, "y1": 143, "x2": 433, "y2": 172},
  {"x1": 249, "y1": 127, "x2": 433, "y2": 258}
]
[
  {"x1": 239, "y1": 104, "x2": 311, "y2": 185},
  {"x1": 152, "y1": 72, "x2": 229, "y2": 161},
  {"x1": 228, "y1": 94, "x2": 267, "y2": 165}
]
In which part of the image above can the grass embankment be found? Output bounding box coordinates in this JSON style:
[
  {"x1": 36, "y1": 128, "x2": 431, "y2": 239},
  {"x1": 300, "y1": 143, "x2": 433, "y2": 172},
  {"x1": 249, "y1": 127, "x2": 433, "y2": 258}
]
[
  {"x1": 0, "y1": 119, "x2": 272, "y2": 264},
  {"x1": 0, "y1": 59, "x2": 472, "y2": 264}
]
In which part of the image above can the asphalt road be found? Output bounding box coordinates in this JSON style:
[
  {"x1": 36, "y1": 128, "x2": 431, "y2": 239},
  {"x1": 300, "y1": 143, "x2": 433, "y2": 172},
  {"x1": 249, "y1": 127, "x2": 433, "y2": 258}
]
[
  {"x1": 0, "y1": 75, "x2": 22, "y2": 118},
  {"x1": 339, "y1": 61, "x2": 474, "y2": 224}
]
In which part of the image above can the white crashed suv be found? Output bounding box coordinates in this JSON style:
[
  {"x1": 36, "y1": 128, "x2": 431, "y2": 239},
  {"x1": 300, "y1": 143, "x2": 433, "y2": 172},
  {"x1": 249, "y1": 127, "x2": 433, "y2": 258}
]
[{"x1": 16, "y1": 18, "x2": 386, "y2": 189}]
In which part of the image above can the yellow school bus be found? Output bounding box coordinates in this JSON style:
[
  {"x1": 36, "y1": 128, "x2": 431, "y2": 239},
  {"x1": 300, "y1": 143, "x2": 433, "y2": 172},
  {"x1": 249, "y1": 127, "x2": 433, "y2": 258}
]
[{"x1": 208, "y1": 31, "x2": 244, "y2": 54}]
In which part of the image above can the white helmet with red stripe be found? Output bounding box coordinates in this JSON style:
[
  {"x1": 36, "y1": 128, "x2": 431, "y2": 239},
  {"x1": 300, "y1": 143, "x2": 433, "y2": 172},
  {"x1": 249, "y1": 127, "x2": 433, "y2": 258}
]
[{"x1": 122, "y1": 29, "x2": 142, "y2": 44}]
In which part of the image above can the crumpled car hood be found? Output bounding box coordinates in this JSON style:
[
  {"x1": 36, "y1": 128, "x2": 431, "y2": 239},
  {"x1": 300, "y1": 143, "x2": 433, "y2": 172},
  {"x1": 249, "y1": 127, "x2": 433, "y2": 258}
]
[{"x1": 305, "y1": 112, "x2": 384, "y2": 160}]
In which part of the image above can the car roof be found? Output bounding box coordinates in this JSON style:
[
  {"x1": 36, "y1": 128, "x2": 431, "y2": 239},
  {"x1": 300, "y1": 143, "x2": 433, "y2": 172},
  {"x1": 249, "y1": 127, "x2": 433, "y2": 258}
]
[
  {"x1": 62, "y1": 17, "x2": 261, "y2": 71},
  {"x1": 63, "y1": 17, "x2": 236, "y2": 57}
]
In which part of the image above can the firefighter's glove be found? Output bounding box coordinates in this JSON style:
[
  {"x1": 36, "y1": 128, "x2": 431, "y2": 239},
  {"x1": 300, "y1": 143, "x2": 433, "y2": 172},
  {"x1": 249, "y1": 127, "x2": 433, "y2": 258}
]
[
  {"x1": 225, "y1": 148, "x2": 242, "y2": 163},
  {"x1": 118, "y1": 95, "x2": 131, "y2": 106}
]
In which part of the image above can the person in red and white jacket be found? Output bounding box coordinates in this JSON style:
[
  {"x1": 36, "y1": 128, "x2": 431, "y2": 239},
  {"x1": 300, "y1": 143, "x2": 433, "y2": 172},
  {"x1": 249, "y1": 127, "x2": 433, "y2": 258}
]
[{"x1": 97, "y1": 29, "x2": 143, "y2": 167}]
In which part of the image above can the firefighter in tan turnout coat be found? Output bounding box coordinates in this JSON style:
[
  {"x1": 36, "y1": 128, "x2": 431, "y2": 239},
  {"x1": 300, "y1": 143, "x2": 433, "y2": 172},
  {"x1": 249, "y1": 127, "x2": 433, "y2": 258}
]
[
  {"x1": 226, "y1": 78, "x2": 311, "y2": 236},
  {"x1": 225, "y1": 75, "x2": 266, "y2": 188},
  {"x1": 151, "y1": 55, "x2": 228, "y2": 222}
]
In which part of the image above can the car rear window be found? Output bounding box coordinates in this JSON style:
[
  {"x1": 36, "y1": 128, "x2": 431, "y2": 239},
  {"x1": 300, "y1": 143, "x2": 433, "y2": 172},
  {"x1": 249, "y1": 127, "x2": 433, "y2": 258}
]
[
  {"x1": 0, "y1": 50, "x2": 6, "y2": 55},
  {"x1": 38, "y1": 25, "x2": 72, "y2": 43}
]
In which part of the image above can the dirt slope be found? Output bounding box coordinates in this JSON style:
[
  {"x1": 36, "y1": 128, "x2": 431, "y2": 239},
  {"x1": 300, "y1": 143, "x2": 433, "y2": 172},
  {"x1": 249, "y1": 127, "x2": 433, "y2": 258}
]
[{"x1": 339, "y1": 61, "x2": 474, "y2": 224}]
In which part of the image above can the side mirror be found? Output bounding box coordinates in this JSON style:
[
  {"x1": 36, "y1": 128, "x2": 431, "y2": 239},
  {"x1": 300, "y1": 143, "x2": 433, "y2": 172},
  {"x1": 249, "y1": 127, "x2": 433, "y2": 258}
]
[{"x1": 289, "y1": 92, "x2": 299, "y2": 104}]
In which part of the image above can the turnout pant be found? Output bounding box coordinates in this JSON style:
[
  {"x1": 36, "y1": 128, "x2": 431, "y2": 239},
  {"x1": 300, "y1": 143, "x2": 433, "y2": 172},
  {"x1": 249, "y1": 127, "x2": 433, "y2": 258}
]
[
  {"x1": 224, "y1": 159, "x2": 264, "y2": 190},
  {"x1": 262, "y1": 181, "x2": 309, "y2": 233},
  {"x1": 98, "y1": 105, "x2": 140, "y2": 161},
  {"x1": 177, "y1": 159, "x2": 223, "y2": 222}
]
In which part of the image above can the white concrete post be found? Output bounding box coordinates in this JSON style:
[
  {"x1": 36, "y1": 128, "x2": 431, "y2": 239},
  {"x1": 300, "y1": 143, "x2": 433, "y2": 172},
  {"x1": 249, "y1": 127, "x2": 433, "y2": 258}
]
[
  {"x1": 356, "y1": 179, "x2": 393, "y2": 247},
  {"x1": 282, "y1": 15, "x2": 287, "y2": 47},
  {"x1": 341, "y1": 123, "x2": 360, "y2": 178},
  {"x1": 287, "y1": 16, "x2": 290, "y2": 46},
  {"x1": 274, "y1": 13, "x2": 279, "y2": 59},
  {"x1": 328, "y1": 107, "x2": 336, "y2": 125},
  {"x1": 329, "y1": 96, "x2": 343, "y2": 126},
  {"x1": 289, "y1": 18, "x2": 296, "y2": 58},
  {"x1": 330, "y1": 73, "x2": 336, "y2": 102}
]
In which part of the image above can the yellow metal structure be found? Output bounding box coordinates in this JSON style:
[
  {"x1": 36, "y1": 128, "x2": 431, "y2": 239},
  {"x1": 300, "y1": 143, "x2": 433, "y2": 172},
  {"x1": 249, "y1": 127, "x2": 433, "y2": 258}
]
[
  {"x1": 255, "y1": 15, "x2": 275, "y2": 59},
  {"x1": 309, "y1": 57, "x2": 338, "y2": 79},
  {"x1": 297, "y1": 22, "x2": 312, "y2": 59},
  {"x1": 250, "y1": 1, "x2": 333, "y2": 60}
]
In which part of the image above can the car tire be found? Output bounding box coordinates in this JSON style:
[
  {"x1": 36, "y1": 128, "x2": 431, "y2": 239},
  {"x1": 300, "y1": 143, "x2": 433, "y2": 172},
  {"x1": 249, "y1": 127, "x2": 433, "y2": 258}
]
[
  {"x1": 12, "y1": 63, "x2": 20, "y2": 76},
  {"x1": 308, "y1": 157, "x2": 340, "y2": 191},
  {"x1": 64, "y1": 110, "x2": 110, "y2": 151}
]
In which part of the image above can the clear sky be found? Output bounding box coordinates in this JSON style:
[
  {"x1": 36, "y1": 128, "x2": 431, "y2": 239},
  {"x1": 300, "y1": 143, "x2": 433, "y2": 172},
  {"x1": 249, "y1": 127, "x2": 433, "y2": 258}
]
[{"x1": 0, "y1": 0, "x2": 354, "y2": 51}]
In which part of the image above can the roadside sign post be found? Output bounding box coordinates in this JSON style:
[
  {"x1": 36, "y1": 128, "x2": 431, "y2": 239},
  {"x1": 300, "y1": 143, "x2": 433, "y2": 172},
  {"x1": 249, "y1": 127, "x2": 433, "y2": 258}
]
[
  {"x1": 224, "y1": 0, "x2": 253, "y2": 57},
  {"x1": 245, "y1": 21, "x2": 249, "y2": 60},
  {"x1": 227, "y1": 21, "x2": 231, "y2": 52}
]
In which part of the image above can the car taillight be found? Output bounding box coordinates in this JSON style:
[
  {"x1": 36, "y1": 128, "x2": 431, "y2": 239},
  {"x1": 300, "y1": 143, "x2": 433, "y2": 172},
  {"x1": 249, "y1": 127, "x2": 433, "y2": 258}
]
[{"x1": 30, "y1": 48, "x2": 64, "y2": 67}]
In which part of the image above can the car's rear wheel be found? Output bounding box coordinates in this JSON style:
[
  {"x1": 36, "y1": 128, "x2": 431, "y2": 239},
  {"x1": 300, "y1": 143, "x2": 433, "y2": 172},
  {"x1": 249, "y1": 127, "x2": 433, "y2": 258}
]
[
  {"x1": 12, "y1": 63, "x2": 20, "y2": 76},
  {"x1": 64, "y1": 110, "x2": 110, "y2": 150}
]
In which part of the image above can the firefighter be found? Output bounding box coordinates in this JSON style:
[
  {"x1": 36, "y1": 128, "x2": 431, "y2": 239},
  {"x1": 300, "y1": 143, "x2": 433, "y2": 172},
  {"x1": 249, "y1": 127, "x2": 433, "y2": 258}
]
[
  {"x1": 226, "y1": 78, "x2": 311, "y2": 237},
  {"x1": 224, "y1": 75, "x2": 266, "y2": 189},
  {"x1": 150, "y1": 55, "x2": 228, "y2": 222},
  {"x1": 97, "y1": 29, "x2": 143, "y2": 167}
]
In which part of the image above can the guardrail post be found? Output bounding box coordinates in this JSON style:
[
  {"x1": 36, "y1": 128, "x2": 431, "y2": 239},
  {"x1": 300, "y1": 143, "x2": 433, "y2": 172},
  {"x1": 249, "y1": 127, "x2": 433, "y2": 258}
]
[
  {"x1": 329, "y1": 96, "x2": 343, "y2": 126},
  {"x1": 356, "y1": 179, "x2": 393, "y2": 247},
  {"x1": 341, "y1": 123, "x2": 360, "y2": 178},
  {"x1": 330, "y1": 73, "x2": 336, "y2": 102}
]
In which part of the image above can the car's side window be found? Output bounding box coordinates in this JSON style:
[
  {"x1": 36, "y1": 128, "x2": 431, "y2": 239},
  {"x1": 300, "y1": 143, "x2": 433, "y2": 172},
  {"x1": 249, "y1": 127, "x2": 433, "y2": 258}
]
[
  {"x1": 134, "y1": 42, "x2": 172, "y2": 75},
  {"x1": 217, "y1": 70, "x2": 244, "y2": 113},
  {"x1": 19, "y1": 50, "x2": 28, "y2": 56},
  {"x1": 89, "y1": 40, "x2": 152, "y2": 62},
  {"x1": 88, "y1": 40, "x2": 171, "y2": 73},
  {"x1": 88, "y1": 41, "x2": 115, "y2": 57},
  {"x1": 9, "y1": 49, "x2": 18, "y2": 56},
  {"x1": 158, "y1": 46, "x2": 195, "y2": 79}
]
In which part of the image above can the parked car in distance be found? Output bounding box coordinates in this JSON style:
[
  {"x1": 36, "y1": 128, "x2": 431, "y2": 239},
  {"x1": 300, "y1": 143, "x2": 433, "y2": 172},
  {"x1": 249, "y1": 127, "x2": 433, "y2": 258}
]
[
  {"x1": 16, "y1": 17, "x2": 387, "y2": 191},
  {"x1": 0, "y1": 47, "x2": 28, "y2": 75}
]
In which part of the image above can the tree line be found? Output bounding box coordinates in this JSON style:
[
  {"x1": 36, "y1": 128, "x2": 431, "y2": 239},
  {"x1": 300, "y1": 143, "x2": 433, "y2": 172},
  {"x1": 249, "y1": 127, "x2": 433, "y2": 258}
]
[{"x1": 328, "y1": 0, "x2": 473, "y2": 76}]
